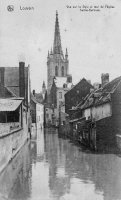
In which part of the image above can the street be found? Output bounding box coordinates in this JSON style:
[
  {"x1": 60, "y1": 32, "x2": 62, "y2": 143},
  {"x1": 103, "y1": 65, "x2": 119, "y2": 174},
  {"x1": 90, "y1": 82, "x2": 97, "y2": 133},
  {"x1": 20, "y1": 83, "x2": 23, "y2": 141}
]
[{"x1": 0, "y1": 128, "x2": 121, "y2": 200}]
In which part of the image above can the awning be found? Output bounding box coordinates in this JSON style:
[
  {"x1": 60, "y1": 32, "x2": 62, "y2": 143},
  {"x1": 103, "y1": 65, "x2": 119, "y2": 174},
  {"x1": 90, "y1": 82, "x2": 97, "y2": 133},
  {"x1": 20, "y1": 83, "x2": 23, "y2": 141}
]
[
  {"x1": 69, "y1": 117, "x2": 85, "y2": 123},
  {"x1": 0, "y1": 99, "x2": 22, "y2": 112}
]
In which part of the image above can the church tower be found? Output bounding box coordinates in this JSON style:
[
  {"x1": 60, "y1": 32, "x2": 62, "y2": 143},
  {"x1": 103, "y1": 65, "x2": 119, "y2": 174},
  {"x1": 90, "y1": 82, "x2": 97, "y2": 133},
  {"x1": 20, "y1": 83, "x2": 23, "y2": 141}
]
[{"x1": 47, "y1": 11, "x2": 69, "y2": 91}]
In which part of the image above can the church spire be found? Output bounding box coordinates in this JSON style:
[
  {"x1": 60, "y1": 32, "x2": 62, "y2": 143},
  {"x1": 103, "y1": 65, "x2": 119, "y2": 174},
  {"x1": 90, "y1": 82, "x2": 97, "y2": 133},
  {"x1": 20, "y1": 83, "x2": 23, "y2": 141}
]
[
  {"x1": 65, "y1": 48, "x2": 68, "y2": 59},
  {"x1": 53, "y1": 11, "x2": 63, "y2": 56}
]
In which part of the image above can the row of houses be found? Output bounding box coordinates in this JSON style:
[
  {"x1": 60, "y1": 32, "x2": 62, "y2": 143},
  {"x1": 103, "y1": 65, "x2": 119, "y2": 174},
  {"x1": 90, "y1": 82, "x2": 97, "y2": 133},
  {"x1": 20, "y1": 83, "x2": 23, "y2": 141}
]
[
  {"x1": 44, "y1": 76, "x2": 72, "y2": 127},
  {"x1": 59, "y1": 73, "x2": 121, "y2": 152},
  {"x1": 30, "y1": 90, "x2": 44, "y2": 131},
  {"x1": 0, "y1": 62, "x2": 44, "y2": 173}
]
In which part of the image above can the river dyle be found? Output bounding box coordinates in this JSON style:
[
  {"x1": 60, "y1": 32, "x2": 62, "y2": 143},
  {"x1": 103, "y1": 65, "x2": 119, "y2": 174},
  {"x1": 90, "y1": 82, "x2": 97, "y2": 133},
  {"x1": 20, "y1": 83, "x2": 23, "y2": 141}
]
[
  {"x1": 0, "y1": 4, "x2": 121, "y2": 200},
  {"x1": 0, "y1": 128, "x2": 121, "y2": 200}
]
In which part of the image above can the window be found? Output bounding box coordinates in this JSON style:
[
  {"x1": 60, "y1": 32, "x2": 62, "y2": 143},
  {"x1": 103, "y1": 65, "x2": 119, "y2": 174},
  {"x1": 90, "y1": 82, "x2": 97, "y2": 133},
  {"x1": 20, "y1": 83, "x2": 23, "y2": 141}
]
[
  {"x1": 55, "y1": 66, "x2": 58, "y2": 76},
  {"x1": 61, "y1": 66, "x2": 64, "y2": 76},
  {"x1": 59, "y1": 92, "x2": 62, "y2": 99},
  {"x1": 63, "y1": 83, "x2": 67, "y2": 88},
  {"x1": 0, "y1": 72, "x2": 2, "y2": 83},
  {"x1": 59, "y1": 101, "x2": 63, "y2": 106}
]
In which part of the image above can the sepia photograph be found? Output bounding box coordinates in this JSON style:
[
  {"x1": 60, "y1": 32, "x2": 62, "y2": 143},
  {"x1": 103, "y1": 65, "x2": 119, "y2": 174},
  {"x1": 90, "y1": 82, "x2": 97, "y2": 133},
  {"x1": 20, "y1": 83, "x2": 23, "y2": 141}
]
[{"x1": 0, "y1": 0, "x2": 121, "y2": 199}]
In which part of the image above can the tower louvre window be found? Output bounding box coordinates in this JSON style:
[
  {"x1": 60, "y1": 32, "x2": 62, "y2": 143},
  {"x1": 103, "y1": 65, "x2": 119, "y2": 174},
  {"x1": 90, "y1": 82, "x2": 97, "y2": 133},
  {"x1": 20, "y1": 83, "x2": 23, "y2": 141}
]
[
  {"x1": 61, "y1": 66, "x2": 64, "y2": 76},
  {"x1": 55, "y1": 66, "x2": 58, "y2": 76}
]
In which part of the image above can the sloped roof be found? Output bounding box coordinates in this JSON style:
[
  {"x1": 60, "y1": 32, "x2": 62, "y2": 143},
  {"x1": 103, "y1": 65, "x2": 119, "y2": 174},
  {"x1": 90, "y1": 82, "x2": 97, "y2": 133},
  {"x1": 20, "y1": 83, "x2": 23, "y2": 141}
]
[
  {"x1": 0, "y1": 84, "x2": 16, "y2": 98},
  {"x1": 0, "y1": 66, "x2": 28, "y2": 97},
  {"x1": 79, "y1": 76, "x2": 121, "y2": 110},
  {"x1": 0, "y1": 99, "x2": 22, "y2": 112},
  {"x1": 35, "y1": 93, "x2": 43, "y2": 104},
  {"x1": 31, "y1": 95, "x2": 38, "y2": 104},
  {"x1": 31, "y1": 93, "x2": 43, "y2": 105},
  {"x1": 65, "y1": 78, "x2": 93, "y2": 95}
]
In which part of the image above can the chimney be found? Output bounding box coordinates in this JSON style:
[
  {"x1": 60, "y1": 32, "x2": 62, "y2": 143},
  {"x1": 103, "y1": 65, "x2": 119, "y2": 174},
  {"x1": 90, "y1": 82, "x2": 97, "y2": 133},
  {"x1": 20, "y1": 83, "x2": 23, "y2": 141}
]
[
  {"x1": 33, "y1": 89, "x2": 35, "y2": 96},
  {"x1": 101, "y1": 73, "x2": 109, "y2": 87},
  {"x1": 0, "y1": 68, "x2": 5, "y2": 86},
  {"x1": 19, "y1": 62, "x2": 25, "y2": 98}
]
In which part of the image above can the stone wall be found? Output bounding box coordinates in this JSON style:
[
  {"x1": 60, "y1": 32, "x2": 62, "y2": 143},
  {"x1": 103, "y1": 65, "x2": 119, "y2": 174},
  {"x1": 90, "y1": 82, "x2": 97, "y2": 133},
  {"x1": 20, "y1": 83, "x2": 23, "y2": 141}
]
[{"x1": 0, "y1": 128, "x2": 28, "y2": 173}]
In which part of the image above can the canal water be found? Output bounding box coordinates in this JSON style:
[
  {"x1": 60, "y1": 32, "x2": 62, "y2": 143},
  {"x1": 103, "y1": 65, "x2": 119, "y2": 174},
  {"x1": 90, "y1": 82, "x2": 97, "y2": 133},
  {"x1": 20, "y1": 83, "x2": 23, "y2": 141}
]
[{"x1": 0, "y1": 128, "x2": 121, "y2": 200}]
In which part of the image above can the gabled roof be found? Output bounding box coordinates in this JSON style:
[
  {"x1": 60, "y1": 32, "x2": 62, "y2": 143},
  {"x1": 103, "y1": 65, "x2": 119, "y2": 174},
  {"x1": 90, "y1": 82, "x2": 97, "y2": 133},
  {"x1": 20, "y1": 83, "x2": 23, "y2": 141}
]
[
  {"x1": 31, "y1": 95, "x2": 38, "y2": 104},
  {"x1": 35, "y1": 94, "x2": 43, "y2": 104},
  {"x1": 0, "y1": 84, "x2": 16, "y2": 98},
  {"x1": 32, "y1": 93, "x2": 43, "y2": 104},
  {"x1": 102, "y1": 76, "x2": 121, "y2": 93},
  {"x1": 65, "y1": 78, "x2": 93, "y2": 96},
  {"x1": 79, "y1": 76, "x2": 121, "y2": 110}
]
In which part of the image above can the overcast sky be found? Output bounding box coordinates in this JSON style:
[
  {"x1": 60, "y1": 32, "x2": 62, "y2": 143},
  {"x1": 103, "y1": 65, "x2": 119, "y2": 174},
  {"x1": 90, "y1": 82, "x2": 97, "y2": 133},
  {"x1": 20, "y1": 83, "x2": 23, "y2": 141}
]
[{"x1": 0, "y1": 0, "x2": 121, "y2": 92}]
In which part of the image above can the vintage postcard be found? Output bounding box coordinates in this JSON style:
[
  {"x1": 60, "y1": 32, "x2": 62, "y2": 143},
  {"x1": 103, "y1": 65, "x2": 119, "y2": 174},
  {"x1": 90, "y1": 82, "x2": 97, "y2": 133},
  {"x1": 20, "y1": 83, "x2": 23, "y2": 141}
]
[{"x1": 0, "y1": 0, "x2": 121, "y2": 199}]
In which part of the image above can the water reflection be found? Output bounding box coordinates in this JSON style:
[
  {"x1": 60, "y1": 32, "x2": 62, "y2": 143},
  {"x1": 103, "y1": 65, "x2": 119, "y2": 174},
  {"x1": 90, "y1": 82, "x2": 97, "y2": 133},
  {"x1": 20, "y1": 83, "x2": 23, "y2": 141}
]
[
  {"x1": 0, "y1": 140, "x2": 31, "y2": 200},
  {"x1": 0, "y1": 128, "x2": 121, "y2": 200}
]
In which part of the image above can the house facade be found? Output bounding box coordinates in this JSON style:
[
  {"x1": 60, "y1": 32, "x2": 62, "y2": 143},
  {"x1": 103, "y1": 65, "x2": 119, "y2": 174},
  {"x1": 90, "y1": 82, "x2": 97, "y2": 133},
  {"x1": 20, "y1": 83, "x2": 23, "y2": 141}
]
[
  {"x1": 0, "y1": 62, "x2": 31, "y2": 172},
  {"x1": 75, "y1": 76, "x2": 121, "y2": 151},
  {"x1": 30, "y1": 93, "x2": 44, "y2": 131}
]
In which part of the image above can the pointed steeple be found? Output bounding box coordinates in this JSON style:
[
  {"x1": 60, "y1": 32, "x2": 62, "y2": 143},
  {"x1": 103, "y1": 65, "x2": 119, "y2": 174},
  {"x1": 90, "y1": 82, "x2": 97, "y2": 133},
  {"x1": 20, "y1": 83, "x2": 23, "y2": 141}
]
[
  {"x1": 42, "y1": 81, "x2": 46, "y2": 89},
  {"x1": 48, "y1": 51, "x2": 50, "y2": 58},
  {"x1": 50, "y1": 47, "x2": 53, "y2": 55},
  {"x1": 53, "y1": 11, "x2": 63, "y2": 56},
  {"x1": 42, "y1": 81, "x2": 46, "y2": 95},
  {"x1": 65, "y1": 48, "x2": 68, "y2": 59}
]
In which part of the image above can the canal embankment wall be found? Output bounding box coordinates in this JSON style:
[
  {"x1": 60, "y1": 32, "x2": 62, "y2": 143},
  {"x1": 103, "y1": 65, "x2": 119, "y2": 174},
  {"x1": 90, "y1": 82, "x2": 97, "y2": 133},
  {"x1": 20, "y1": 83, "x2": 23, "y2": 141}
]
[{"x1": 0, "y1": 127, "x2": 29, "y2": 174}]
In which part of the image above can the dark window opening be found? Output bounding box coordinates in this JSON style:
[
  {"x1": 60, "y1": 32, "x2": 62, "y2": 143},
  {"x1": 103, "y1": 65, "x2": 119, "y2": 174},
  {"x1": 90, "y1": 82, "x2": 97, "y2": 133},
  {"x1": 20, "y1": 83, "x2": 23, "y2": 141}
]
[
  {"x1": 0, "y1": 72, "x2": 2, "y2": 83},
  {"x1": 32, "y1": 111, "x2": 36, "y2": 123},
  {"x1": 0, "y1": 109, "x2": 19, "y2": 123},
  {"x1": 55, "y1": 66, "x2": 58, "y2": 76},
  {"x1": 62, "y1": 66, "x2": 64, "y2": 76},
  {"x1": 7, "y1": 110, "x2": 19, "y2": 122}
]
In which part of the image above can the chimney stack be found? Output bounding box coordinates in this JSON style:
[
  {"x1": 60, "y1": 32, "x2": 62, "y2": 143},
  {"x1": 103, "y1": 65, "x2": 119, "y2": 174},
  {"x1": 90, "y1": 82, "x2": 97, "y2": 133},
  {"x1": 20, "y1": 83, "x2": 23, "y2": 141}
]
[
  {"x1": 101, "y1": 73, "x2": 109, "y2": 87},
  {"x1": 19, "y1": 62, "x2": 25, "y2": 99},
  {"x1": 33, "y1": 90, "x2": 35, "y2": 96}
]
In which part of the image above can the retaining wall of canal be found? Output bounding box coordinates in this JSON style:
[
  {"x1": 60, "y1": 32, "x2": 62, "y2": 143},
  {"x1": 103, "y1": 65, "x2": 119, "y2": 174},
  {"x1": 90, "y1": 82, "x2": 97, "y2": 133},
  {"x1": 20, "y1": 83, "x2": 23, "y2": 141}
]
[
  {"x1": 0, "y1": 109, "x2": 30, "y2": 174},
  {"x1": 0, "y1": 140, "x2": 30, "y2": 198},
  {"x1": 0, "y1": 127, "x2": 29, "y2": 174}
]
